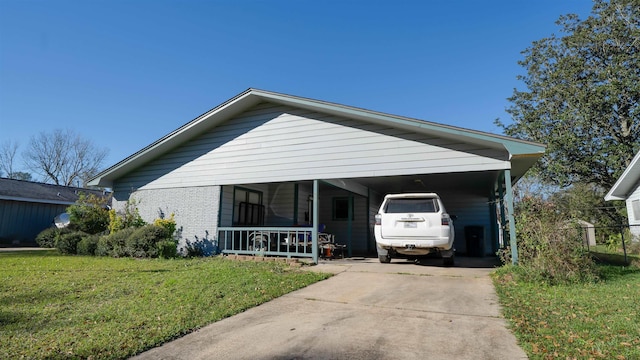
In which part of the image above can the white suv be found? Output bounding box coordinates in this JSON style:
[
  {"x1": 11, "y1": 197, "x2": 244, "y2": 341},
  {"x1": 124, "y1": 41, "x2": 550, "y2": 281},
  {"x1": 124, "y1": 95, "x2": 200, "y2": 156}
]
[{"x1": 374, "y1": 193, "x2": 455, "y2": 266}]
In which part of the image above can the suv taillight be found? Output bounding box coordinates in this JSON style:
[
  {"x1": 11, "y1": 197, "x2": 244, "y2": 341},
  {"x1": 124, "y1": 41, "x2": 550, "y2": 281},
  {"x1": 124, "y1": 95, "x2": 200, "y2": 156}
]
[
  {"x1": 375, "y1": 214, "x2": 381, "y2": 225},
  {"x1": 441, "y1": 215, "x2": 450, "y2": 226}
]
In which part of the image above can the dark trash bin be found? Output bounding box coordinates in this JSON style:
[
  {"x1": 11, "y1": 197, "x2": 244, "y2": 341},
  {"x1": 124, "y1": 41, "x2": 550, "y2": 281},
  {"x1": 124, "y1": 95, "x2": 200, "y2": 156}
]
[{"x1": 465, "y1": 226, "x2": 485, "y2": 257}]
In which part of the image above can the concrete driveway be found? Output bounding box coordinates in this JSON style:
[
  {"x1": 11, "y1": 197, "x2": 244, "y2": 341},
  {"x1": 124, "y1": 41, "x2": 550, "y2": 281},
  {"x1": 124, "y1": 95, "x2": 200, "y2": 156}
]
[{"x1": 132, "y1": 257, "x2": 526, "y2": 360}]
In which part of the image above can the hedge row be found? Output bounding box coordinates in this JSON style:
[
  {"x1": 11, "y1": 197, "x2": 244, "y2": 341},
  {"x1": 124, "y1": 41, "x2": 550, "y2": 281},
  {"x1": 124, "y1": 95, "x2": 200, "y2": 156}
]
[{"x1": 36, "y1": 225, "x2": 177, "y2": 259}]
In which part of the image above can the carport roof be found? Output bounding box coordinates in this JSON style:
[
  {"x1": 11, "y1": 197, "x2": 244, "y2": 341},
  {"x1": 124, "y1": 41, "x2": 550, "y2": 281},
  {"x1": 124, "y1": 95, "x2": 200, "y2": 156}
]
[{"x1": 88, "y1": 88, "x2": 546, "y2": 187}]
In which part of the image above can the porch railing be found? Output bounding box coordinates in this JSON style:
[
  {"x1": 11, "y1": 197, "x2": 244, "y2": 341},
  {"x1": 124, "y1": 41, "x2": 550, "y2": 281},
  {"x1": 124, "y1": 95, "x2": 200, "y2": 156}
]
[{"x1": 218, "y1": 227, "x2": 318, "y2": 262}]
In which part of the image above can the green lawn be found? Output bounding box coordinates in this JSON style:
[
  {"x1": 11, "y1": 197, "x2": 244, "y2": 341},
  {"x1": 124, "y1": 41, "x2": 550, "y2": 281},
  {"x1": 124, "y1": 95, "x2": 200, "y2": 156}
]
[
  {"x1": 0, "y1": 251, "x2": 331, "y2": 359},
  {"x1": 493, "y1": 265, "x2": 640, "y2": 359}
]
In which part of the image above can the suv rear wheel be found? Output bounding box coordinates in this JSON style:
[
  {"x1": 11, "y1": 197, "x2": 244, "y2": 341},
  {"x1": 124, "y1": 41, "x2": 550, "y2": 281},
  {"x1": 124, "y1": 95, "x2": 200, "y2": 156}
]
[{"x1": 379, "y1": 254, "x2": 391, "y2": 263}]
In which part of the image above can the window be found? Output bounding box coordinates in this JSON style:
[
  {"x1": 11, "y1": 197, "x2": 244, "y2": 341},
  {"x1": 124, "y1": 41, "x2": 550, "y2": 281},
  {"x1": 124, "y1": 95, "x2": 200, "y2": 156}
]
[
  {"x1": 234, "y1": 187, "x2": 264, "y2": 226},
  {"x1": 632, "y1": 200, "x2": 640, "y2": 221},
  {"x1": 384, "y1": 198, "x2": 439, "y2": 213},
  {"x1": 333, "y1": 197, "x2": 354, "y2": 221}
]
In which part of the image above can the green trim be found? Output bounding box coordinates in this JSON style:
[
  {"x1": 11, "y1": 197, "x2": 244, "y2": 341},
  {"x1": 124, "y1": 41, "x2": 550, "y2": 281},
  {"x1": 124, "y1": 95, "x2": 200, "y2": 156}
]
[
  {"x1": 504, "y1": 170, "x2": 518, "y2": 264},
  {"x1": 293, "y1": 183, "x2": 299, "y2": 225},
  {"x1": 217, "y1": 186, "x2": 223, "y2": 228},
  {"x1": 366, "y1": 188, "x2": 371, "y2": 254},
  {"x1": 347, "y1": 195, "x2": 353, "y2": 258},
  {"x1": 312, "y1": 180, "x2": 319, "y2": 264}
]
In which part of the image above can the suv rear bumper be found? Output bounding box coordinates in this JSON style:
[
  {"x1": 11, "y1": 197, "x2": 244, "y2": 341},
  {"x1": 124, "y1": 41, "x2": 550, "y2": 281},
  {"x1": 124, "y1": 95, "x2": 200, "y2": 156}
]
[{"x1": 376, "y1": 237, "x2": 453, "y2": 256}]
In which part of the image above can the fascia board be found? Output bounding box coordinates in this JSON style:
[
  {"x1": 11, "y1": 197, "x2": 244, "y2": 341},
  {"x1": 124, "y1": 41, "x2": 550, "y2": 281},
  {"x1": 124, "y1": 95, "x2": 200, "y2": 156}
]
[
  {"x1": 605, "y1": 150, "x2": 640, "y2": 201},
  {"x1": 0, "y1": 195, "x2": 75, "y2": 206}
]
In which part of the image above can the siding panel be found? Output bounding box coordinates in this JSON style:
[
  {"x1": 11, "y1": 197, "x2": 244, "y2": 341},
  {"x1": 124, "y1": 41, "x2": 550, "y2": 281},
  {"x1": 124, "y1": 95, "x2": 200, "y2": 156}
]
[{"x1": 114, "y1": 103, "x2": 510, "y2": 191}]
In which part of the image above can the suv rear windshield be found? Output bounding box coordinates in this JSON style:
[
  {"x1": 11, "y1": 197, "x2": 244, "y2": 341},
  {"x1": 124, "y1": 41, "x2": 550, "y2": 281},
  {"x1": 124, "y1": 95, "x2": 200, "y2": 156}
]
[{"x1": 383, "y1": 198, "x2": 439, "y2": 213}]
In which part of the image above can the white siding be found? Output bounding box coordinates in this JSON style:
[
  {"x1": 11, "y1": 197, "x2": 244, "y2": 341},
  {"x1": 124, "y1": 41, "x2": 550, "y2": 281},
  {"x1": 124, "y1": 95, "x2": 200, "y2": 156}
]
[
  {"x1": 626, "y1": 183, "x2": 640, "y2": 238},
  {"x1": 113, "y1": 102, "x2": 510, "y2": 192},
  {"x1": 112, "y1": 186, "x2": 220, "y2": 252}
]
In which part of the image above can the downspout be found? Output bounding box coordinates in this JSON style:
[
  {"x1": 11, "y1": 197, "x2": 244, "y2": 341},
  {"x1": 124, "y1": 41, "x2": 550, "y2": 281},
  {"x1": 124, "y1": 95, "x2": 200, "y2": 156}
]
[{"x1": 504, "y1": 169, "x2": 518, "y2": 264}]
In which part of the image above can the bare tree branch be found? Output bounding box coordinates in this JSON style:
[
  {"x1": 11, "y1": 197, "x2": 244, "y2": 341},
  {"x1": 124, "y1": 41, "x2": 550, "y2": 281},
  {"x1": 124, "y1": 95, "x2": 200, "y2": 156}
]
[
  {"x1": 0, "y1": 140, "x2": 19, "y2": 178},
  {"x1": 23, "y1": 129, "x2": 109, "y2": 186}
]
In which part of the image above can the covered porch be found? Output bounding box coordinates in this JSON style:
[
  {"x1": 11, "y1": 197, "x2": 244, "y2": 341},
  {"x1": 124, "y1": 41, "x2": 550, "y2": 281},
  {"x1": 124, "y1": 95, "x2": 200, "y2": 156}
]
[{"x1": 218, "y1": 168, "x2": 520, "y2": 264}]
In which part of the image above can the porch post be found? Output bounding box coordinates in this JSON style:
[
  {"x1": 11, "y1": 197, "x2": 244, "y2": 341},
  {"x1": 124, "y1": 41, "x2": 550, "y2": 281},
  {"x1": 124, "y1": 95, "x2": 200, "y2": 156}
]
[
  {"x1": 347, "y1": 194, "x2": 353, "y2": 258},
  {"x1": 312, "y1": 180, "x2": 319, "y2": 264},
  {"x1": 498, "y1": 173, "x2": 507, "y2": 248},
  {"x1": 504, "y1": 169, "x2": 518, "y2": 264}
]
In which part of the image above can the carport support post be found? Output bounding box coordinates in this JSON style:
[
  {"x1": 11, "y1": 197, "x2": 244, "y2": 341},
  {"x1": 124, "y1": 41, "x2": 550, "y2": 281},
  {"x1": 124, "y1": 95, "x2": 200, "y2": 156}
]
[
  {"x1": 312, "y1": 180, "x2": 319, "y2": 264},
  {"x1": 504, "y1": 170, "x2": 518, "y2": 264}
]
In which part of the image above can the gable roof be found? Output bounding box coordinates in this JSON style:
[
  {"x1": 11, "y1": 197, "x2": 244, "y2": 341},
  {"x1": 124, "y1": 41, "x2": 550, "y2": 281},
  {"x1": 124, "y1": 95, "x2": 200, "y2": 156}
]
[
  {"x1": 0, "y1": 178, "x2": 106, "y2": 205},
  {"x1": 605, "y1": 150, "x2": 640, "y2": 201},
  {"x1": 88, "y1": 88, "x2": 546, "y2": 188}
]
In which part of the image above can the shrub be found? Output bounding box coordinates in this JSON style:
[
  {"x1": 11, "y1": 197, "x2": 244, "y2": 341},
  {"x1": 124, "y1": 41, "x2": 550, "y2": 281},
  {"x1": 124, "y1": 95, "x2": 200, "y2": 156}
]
[
  {"x1": 157, "y1": 240, "x2": 178, "y2": 259},
  {"x1": 55, "y1": 231, "x2": 88, "y2": 255},
  {"x1": 499, "y1": 196, "x2": 599, "y2": 284},
  {"x1": 153, "y1": 214, "x2": 176, "y2": 239},
  {"x1": 181, "y1": 238, "x2": 205, "y2": 257},
  {"x1": 36, "y1": 227, "x2": 66, "y2": 248},
  {"x1": 77, "y1": 235, "x2": 99, "y2": 255},
  {"x1": 125, "y1": 224, "x2": 169, "y2": 258},
  {"x1": 67, "y1": 193, "x2": 110, "y2": 235},
  {"x1": 108, "y1": 199, "x2": 146, "y2": 234},
  {"x1": 99, "y1": 227, "x2": 137, "y2": 257}
]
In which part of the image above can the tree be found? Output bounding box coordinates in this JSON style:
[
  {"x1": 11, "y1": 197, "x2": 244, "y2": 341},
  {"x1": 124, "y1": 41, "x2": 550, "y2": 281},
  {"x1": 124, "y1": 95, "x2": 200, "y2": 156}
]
[
  {"x1": 0, "y1": 141, "x2": 32, "y2": 180},
  {"x1": 23, "y1": 129, "x2": 109, "y2": 187},
  {"x1": 498, "y1": 0, "x2": 640, "y2": 189},
  {"x1": 0, "y1": 140, "x2": 19, "y2": 178}
]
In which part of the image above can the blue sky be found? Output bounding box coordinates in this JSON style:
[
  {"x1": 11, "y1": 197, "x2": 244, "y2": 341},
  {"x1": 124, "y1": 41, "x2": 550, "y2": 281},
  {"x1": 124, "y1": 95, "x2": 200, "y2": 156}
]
[{"x1": 0, "y1": 0, "x2": 594, "y2": 175}]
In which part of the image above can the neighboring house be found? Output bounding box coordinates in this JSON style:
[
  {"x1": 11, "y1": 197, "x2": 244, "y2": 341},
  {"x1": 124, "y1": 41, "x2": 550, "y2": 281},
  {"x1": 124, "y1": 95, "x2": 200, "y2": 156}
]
[
  {"x1": 88, "y1": 88, "x2": 545, "y2": 263},
  {"x1": 605, "y1": 150, "x2": 640, "y2": 239},
  {"x1": 0, "y1": 178, "x2": 107, "y2": 246}
]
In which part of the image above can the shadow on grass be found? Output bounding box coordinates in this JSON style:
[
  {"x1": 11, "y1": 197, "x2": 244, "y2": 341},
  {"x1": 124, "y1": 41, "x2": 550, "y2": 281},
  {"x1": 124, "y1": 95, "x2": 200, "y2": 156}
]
[
  {"x1": 592, "y1": 252, "x2": 640, "y2": 281},
  {"x1": 591, "y1": 251, "x2": 639, "y2": 266}
]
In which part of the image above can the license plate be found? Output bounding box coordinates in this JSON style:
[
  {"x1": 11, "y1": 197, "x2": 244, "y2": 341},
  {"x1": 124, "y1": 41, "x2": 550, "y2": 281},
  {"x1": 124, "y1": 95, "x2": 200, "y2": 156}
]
[
  {"x1": 405, "y1": 244, "x2": 416, "y2": 250},
  {"x1": 404, "y1": 222, "x2": 417, "y2": 228}
]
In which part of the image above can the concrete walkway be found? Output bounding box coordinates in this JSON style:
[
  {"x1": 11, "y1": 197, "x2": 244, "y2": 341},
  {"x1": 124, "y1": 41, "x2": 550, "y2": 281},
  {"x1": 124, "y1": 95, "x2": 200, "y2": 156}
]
[{"x1": 132, "y1": 257, "x2": 527, "y2": 360}]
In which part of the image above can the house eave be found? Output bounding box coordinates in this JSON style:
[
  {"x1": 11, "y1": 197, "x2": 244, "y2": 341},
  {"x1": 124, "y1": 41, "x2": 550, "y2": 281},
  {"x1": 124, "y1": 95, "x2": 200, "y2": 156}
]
[{"x1": 605, "y1": 150, "x2": 640, "y2": 201}]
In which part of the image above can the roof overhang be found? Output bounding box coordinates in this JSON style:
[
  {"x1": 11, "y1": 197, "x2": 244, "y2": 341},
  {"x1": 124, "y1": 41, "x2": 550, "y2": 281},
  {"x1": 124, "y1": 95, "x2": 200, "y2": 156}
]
[
  {"x1": 88, "y1": 88, "x2": 546, "y2": 188},
  {"x1": 605, "y1": 150, "x2": 640, "y2": 201}
]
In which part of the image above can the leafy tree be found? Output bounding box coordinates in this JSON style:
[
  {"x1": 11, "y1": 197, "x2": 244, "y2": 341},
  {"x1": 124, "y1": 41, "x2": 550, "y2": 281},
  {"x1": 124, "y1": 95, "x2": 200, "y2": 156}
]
[
  {"x1": 498, "y1": 0, "x2": 640, "y2": 189},
  {"x1": 23, "y1": 129, "x2": 108, "y2": 186}
]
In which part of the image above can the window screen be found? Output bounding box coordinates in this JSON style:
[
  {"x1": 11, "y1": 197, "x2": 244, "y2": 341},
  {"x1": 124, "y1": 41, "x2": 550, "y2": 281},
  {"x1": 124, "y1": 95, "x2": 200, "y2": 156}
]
[{"x1": 632, "y1": 200, "x2": 640, "y2": 221}]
